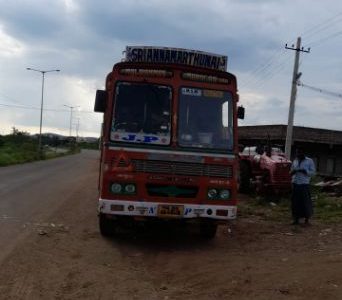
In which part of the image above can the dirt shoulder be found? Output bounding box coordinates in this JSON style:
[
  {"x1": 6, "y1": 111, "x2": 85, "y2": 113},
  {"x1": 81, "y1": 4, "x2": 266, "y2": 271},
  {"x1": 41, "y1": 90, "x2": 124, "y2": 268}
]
[{"x1": 0, "y1": 174, "x2": 342, "y2": 299}]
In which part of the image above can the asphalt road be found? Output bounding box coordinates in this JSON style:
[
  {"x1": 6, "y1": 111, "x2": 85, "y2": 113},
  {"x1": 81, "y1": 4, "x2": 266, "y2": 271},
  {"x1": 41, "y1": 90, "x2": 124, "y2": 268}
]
[{"x1": 0, "y1": 150, "x2": 100, "y2": 263}]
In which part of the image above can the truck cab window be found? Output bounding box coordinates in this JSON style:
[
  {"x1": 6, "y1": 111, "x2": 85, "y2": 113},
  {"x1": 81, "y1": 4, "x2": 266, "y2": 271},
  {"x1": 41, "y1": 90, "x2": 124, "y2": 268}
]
[
  {"x1": 111, "y1": 82, "x2": 171, "y2": 145},
  {"x1": 178, "y1": 87, "x2": 233, "y2": 151}
]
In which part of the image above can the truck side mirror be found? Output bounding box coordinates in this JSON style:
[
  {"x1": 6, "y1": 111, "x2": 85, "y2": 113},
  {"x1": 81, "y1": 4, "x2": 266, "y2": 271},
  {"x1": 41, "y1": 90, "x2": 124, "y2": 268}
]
[
  {"x1": 94, "y1": 90, "x2": 107, "y2": 113},
  {"x1": 237, "y1": 106, "x2": 245, "y2": 119}
]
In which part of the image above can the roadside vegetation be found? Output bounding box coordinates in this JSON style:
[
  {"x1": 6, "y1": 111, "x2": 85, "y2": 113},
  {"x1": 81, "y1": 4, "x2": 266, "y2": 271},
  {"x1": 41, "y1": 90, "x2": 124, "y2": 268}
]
[
  {"x1": 239, "y1": 180, "x2": 342, "y2": 224},
  {"x1": 78, "y1": 140, "x2": 99, "y2": 150},
  {"x1": 0, "y1": 128, "x2": 98, "y2": 166}
]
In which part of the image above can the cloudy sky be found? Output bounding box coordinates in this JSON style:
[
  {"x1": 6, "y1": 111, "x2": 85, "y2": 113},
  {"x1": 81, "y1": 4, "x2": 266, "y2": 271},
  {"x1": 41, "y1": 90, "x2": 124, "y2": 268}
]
[{"x1": 0, "y1": 0, "x2": 341, "y2": 137}]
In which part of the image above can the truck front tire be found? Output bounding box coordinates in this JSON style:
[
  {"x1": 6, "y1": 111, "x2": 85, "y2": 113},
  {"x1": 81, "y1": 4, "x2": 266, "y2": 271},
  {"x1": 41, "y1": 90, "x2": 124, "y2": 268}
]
[{"x1": 99, "y1": 213, "x2": 116, "y2": 237}]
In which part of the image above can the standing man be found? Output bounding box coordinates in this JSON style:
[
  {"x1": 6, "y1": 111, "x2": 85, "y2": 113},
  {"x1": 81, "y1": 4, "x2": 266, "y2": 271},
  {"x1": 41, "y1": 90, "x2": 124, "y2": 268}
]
[{"x1": 290, "y1": 147, "x2": 316, "y2": 226}]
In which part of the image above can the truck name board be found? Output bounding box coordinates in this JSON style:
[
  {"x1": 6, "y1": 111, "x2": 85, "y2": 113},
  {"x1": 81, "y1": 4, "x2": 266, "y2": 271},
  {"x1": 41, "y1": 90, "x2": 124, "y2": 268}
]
[{"x1": 125, "y1": 46, "x2": 227, "y2": 71}]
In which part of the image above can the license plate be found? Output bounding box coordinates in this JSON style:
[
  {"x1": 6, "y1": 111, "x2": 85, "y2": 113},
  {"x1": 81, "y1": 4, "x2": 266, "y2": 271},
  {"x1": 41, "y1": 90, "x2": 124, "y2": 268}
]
[{"x1": 158, "y1": 205, "x2": 184, "y2": 217}]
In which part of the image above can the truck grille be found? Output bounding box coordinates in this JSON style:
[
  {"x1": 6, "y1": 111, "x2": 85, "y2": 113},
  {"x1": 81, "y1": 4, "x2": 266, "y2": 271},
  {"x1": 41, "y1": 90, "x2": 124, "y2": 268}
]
[
  {"x1": 146, "y1": 184, "x2": 198, "y2": 198},
  {"x1": 131, "y1": 159, "x2": 232, "y2": 178}
]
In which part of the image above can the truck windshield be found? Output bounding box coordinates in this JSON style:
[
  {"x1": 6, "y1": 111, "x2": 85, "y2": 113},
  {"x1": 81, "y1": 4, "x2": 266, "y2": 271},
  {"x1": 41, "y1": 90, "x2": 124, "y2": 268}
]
[
  {"x1": 110, "y1": 82, "x2": 171, "y2": 145},
  {"x1": 178, "y1": 87, "x2": 233, "y2": 151}
]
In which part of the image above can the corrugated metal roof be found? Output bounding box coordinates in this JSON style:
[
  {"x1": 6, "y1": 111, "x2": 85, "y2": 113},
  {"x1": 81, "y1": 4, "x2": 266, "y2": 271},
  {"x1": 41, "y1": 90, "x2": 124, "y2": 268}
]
[{"x1": 238, "y1": 125, "x2": 342, "y2": 145}]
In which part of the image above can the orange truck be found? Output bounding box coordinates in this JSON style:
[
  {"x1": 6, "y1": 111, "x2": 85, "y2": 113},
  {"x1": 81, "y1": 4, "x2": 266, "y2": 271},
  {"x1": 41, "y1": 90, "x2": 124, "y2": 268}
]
[{"x1": 94, "y1": 46, "x2": 244, "y2": 238}]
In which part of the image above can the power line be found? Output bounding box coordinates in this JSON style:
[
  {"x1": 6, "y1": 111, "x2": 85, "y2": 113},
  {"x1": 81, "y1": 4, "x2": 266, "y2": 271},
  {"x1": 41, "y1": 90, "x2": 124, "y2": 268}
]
[
  {"x1": 240, "y1": 53, "x2": 290, "y2": 91},
  {"x1": 0, "y1": 102, "x2": 94, "y2": 113},
  {"x1": 297, "y1": 82, "x2": 342, "y2": 99},
  {"x1": 0, "y1": 91, "x2": 26, "y2": 106},
  {"x1": 256, "y1": 55, "x2": 289, "y2": 82},
  {"x1": 239, "y1": 48, "x2": 284, "y2": 84},
  {"x1": 301, "y1": 12, "x2": 342, "y2": 39},
  {"x1": 307, "y1": 30, "x2": 342, "y2": 47},
  {"x1": 239, "y1": 54, "x2": 285, "y2": 88},
  {"x1": 239, "y1": 50, "x2": 289, "y2": 90},
  {"x1": 0, "y1": 102, "x2": 44, "y2": 111},
  {"x1": 239, "y1": 48, "x2": 288, "y2": 89},
  {"x1": 239, "y1": 11, "x2": 342, "y2": 92}
]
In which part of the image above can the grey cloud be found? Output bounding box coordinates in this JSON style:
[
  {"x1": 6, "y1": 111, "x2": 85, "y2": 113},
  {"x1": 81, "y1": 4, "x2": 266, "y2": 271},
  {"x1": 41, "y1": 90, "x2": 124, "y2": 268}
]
[
  {"x1": 0, "y1": 1, "x2": 66, "y2": 41},
  {"x1": 0, "y1": 0, "x2": 342, "y2": 136}
]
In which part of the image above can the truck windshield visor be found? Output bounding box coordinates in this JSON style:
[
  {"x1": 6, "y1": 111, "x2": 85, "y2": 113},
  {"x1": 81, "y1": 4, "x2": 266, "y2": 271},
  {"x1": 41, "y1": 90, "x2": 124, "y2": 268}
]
[
  {"x1": 178, "y1": 87, "x2": 233, "y2": 151},
  {"x1": 110, "y1": 82, "x2": 172, "y2": 145}
]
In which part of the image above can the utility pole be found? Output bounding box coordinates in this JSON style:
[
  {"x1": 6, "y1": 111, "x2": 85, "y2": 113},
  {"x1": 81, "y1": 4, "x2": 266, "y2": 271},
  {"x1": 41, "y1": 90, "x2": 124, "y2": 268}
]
[
  {"x1": 75, "y1": 118, "x2": 80, "y2": 142},
  {"x1": 63, "y1": 105, "x2": 79, "y2": 137},
  {"x1": 284, "y1": 37, "x2": 310, "y2": 159}
]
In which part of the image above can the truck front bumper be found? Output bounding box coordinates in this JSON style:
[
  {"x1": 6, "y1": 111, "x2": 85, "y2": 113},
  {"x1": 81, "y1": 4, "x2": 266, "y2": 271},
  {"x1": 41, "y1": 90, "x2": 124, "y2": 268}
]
[{"x1": 98, "y1": 199, "x2": 237, "y2": 221}]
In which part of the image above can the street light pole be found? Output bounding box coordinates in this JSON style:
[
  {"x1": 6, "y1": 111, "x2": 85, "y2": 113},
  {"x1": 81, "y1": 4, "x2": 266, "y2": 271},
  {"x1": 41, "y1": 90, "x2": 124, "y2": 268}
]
[
  {"x1": 26, "y1": 68, "x2": 60, "y2": 153},
  {"x1": 63, "y1": 105, "x2": 80, "y2": 137},
  {"x1": 75, "y1": 118, "x2": 80, "y2": 142}
]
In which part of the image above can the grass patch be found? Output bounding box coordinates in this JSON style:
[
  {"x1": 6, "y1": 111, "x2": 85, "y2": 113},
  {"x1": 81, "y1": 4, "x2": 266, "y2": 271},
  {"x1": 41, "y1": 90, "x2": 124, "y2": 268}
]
[
  {"x1": 0, "y1": 145, "x2": 81, "y2": 166},
  {"x1": 0, "y1": 144, "x2": 40, "y2": 166},
  {"x1": 238, "y1": 189, "x2": 342, "y2": 224},
  {"x1": 238, "y1": 196, "x2": 291, "y2": 222},
  {"x1": 312, "y1": 194, "x2": 342, "y2": 223}
]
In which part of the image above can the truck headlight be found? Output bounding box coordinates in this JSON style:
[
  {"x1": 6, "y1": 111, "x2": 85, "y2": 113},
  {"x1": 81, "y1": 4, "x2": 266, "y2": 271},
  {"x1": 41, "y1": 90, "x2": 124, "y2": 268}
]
[
  {"x1": 111, "y1": 183, "x2": 122, "y2": 194},
  {"x1": 124, "y1": 184, "x2": 136, "y2": 194},
  {"x1": 208, "y1": 188, "x2": 218, "y2": 199},
  {"x1": 220, "y1": 189, "x2": 230, "y2": 200}
]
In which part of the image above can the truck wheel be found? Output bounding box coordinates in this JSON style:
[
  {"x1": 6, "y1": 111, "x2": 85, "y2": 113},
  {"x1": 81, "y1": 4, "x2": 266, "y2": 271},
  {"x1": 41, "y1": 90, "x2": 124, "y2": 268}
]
[
  {"x1": 200, "y1": 221, "x2": 218, "y2": 239},
  {"x1": 239, "y1": 161, "x2": 251, "y2": 193},
  {"x1": 99, "y1": 213, "x2": 116, "y2": 237}
]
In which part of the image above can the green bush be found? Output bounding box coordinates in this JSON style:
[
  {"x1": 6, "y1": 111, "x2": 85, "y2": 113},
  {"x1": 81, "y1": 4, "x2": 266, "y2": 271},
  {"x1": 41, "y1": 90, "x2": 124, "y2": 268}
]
[
  {"x1": 0, "y1": 153, "x2": 16, "y2": 166},
  {"x1": 0, "y1": 129, "x2": 82, "y2": 166}
]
